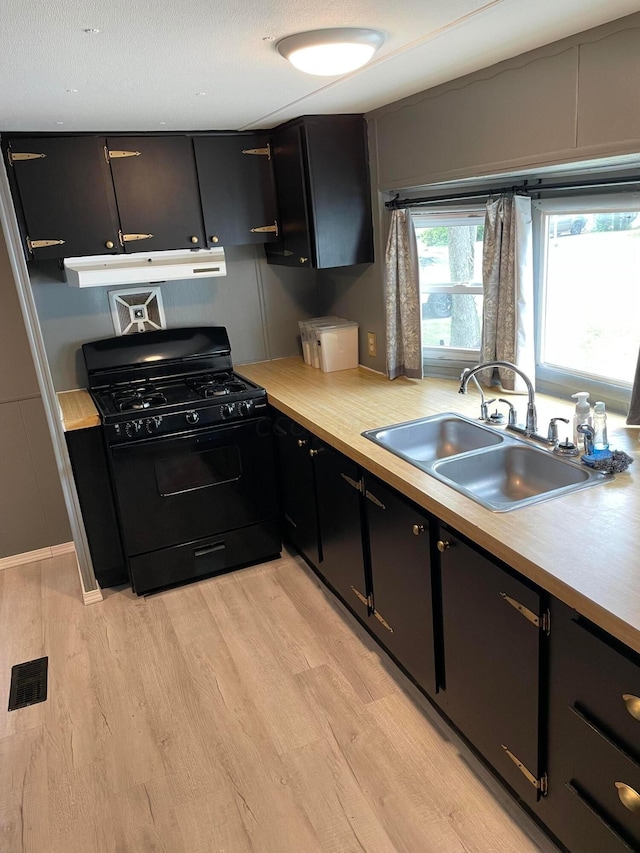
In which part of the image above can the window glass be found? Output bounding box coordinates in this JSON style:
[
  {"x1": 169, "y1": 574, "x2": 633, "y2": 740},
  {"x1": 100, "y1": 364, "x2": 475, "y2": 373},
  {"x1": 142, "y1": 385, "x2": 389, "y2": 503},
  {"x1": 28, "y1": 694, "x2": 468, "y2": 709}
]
[
  {"x1": 413, "y1": 210, "x2": 484, "y2": 363},
  {"x1": 539, "y1": 203, "x2": 640, "y2": 387}
]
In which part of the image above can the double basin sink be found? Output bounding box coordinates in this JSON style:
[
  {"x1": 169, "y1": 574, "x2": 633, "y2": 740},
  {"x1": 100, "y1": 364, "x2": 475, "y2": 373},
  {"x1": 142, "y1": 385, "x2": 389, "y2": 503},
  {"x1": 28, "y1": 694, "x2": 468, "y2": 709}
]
[{"x1": 362, "y1": 412, "x2": 610, "y2": 512}]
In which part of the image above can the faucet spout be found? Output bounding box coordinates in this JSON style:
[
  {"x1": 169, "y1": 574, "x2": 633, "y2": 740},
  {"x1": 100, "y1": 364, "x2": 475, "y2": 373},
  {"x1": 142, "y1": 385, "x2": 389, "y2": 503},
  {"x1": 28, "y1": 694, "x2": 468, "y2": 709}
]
[{"x1": 459, "y1": 360, "x2": 537, "y2": 436}]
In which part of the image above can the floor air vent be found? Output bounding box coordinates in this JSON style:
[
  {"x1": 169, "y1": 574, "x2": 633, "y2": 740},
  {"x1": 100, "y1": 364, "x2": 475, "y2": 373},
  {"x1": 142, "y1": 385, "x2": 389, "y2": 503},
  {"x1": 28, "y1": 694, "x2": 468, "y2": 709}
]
[{"x1": 8, "y1": 656, "x2": 48, "y2": 711}]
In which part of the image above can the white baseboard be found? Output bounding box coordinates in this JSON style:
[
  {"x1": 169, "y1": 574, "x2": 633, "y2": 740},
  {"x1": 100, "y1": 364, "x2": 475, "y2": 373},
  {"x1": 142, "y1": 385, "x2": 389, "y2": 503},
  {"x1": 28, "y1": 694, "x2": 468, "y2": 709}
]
[{"x1": 0, "y1": 545, "x2": 69, "y2": 571}]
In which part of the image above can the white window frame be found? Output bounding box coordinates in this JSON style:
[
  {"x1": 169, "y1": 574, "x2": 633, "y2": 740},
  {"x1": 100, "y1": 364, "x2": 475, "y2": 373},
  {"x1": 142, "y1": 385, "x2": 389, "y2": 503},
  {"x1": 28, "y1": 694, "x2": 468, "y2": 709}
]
[
  {"x1": 412, "y1": 206, "x2": 485, "y2": 374},
  {"x1": 533, "y1": 193, "x2": 640, "y2": 411}
]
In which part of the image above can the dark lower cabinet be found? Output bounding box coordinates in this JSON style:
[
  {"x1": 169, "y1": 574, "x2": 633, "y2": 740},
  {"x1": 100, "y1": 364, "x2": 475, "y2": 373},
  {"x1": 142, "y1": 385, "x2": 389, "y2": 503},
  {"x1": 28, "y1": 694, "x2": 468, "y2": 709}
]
[
  {"x1": 436, "y1": 524, "x2": 546, "y2": 810},
  {"x1": 541, "y1": 599, "x2": 640, "y2": 853},
  {"x1": 272, "y1": 413, "x2": 320, "y2": 569},
  {"x1": 65, "y1": 427, "x2": 127, "y2": 588},
  {"x1": 364, "y1": 475, "x2": 437, "y2": 695},
  {"x1": 313, "y1": 442, "x2": 367, "y2": 620},
  {"x1": 273, "y1": 412, "x2": 640, "y2": 853}
]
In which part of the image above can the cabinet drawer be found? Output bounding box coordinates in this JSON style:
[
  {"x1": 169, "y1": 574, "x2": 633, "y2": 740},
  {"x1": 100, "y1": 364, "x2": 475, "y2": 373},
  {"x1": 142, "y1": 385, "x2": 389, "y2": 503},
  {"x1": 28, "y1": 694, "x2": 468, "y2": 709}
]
[
  {"x1": 557, "y1": 703, "x2": 640, "y2": 849},
  {"x1": 563, "y1": 614, "x2": 640, "y2": 761}
]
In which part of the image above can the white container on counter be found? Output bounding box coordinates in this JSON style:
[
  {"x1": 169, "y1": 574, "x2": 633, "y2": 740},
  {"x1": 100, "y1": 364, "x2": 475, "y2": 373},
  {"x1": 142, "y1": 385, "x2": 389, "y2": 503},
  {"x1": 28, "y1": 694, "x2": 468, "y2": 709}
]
[{"x1": 317, "y1": 322, "x2": 359, "y2": 372}]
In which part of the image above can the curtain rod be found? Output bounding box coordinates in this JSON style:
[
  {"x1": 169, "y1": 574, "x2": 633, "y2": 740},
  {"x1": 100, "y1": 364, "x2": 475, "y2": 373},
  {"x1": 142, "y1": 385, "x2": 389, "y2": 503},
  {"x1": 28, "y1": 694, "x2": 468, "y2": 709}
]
[{"x1": 385, "y1": 174, "x2": 640, "y2": 210}]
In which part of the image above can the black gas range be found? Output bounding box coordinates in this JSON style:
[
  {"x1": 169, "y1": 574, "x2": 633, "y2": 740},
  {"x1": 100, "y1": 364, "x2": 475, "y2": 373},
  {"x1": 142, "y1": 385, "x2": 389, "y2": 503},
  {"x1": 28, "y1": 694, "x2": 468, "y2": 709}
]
[
  {"x1": 83, "y1": 327, "x2": 281, "y2": 595},
  {"x1": 85, "y1": 327, "x2": 268, "y2": 444}
]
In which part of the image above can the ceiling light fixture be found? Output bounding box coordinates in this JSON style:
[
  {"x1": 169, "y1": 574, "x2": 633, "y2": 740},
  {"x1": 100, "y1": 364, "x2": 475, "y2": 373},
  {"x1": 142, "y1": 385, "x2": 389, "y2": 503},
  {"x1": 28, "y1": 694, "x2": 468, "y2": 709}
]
[{"x1": 277, "y1": 27, "x2": 385, "y2": 76}]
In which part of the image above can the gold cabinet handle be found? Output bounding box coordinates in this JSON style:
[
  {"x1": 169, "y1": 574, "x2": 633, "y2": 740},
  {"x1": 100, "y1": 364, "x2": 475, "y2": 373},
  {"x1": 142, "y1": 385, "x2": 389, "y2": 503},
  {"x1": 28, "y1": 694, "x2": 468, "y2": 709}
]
[
  {"x1": 299, "y1": 257, "x2": 308, "y2": 264},
  {"x1": 622, "y1": 694, "x2": 640, "y2": 721},
  {"x1": 297, "y1": 438, "x2": 308, "y2": 448},
  {"x1": 309, "y1": 448, "x2": 323, "y2": 457},
  {"x1": 210, "y1": 235, "x2": 219, "y2": 243},
  {"x1": 412, "y1": 523, "x2": 425, "y2": 536},
  {"x1": 615, "y1": 782, "x2": 640, "y2": 814},
  {"x1": 437, "y1": 539, "x2": 451, "y2": 552},
  {"x1": 190, "y1": 236, "x2": 199, "y2": 244},
  {"x1": 105, "y1": 240, "x2": 115, "y2": 249}
]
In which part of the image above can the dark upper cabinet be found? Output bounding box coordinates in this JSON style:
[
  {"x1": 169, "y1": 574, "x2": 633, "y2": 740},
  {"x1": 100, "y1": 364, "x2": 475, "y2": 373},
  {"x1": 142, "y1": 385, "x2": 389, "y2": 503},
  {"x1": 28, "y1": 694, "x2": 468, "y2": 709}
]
[
  {"x1": 364, "y1": 475, "x2": 437, "y2": 696},
  {"x1": 436, "y1": 524, "x2": 546, "y2": 809},
  {"x1": 5, "y1": 136, "x2": 121, "y2": 260},
  {"x1": 107, "y1": 136, "x2": 205, "y2": 252},
  {"x1": 194, "y1": 134, "x2": 278, "y2": 248},
  {"x1": 265, "y1": 115, "x2": 374, "y2": 269}
]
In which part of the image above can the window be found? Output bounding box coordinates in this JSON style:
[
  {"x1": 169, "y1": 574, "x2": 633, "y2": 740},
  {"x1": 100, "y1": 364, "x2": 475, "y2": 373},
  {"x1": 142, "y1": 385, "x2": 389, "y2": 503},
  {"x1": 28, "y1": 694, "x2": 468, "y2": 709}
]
[
  {"x1": 413, "y1": 208, "x2": 485, "y2": 370},
  {"x1": 535, "y1": 195, "x2": 640, "y2": 408}
]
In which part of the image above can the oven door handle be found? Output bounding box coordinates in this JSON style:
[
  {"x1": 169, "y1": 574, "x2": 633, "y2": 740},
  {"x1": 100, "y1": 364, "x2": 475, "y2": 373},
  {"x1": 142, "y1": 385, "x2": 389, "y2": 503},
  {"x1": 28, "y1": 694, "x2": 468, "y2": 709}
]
[{"x1": 194, "y1": 542, "x2": 225, "y2": 558}]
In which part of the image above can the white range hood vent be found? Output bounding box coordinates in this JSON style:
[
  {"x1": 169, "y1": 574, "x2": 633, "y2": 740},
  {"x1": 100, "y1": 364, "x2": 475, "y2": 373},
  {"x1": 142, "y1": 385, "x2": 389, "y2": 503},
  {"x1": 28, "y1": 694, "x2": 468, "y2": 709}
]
[{"x1": 63, "y1": 247, "x2": 226, "y2": 288}]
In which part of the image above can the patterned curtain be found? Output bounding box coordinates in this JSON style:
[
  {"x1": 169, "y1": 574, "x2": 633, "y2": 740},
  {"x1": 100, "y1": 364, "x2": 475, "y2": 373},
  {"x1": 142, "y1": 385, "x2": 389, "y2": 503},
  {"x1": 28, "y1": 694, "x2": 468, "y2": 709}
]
[
  {"x1": 627, "y1": 349, "x2": 640, "y2": 423},
  {"x1": 384, "y1": 209, "x2": 423, "y2": 379},
  {"x1": 480, "y1": 194, "x2": 535, "y2": 392}
]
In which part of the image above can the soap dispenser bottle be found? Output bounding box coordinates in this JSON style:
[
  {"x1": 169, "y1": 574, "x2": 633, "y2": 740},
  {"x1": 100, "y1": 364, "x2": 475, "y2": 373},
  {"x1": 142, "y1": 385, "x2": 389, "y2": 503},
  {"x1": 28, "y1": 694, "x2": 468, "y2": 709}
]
[
  {"x1": 571, "y1": 392, "x2": 592, "y2": 446},
  {"x1": 593, "y1": 401, "x2": 610, "y2": 455}
]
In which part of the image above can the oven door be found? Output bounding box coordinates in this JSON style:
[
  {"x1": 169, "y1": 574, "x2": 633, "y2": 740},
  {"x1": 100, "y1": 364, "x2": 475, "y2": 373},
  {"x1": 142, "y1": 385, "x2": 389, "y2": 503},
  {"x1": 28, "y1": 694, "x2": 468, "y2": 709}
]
[{"x1": 109, "y1": 418, "x2": 277, "y2": 557}]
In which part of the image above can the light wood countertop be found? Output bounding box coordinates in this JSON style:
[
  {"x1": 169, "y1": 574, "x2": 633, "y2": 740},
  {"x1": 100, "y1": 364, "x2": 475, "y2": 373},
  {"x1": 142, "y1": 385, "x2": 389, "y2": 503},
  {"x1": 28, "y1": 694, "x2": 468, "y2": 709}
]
[
  {"x1": 238, "y1": 357, "x2": 640, "y2": 656},
  {"x1": 57, "y1": 389, "x2": 100, "y2": 431}
]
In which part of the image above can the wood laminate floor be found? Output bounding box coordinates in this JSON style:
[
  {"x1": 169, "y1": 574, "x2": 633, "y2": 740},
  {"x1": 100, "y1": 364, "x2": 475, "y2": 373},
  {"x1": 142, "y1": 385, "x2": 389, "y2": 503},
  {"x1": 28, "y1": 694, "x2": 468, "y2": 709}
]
[{"x1": 0, "y1": 550, "x2": 556, "y2": 853}]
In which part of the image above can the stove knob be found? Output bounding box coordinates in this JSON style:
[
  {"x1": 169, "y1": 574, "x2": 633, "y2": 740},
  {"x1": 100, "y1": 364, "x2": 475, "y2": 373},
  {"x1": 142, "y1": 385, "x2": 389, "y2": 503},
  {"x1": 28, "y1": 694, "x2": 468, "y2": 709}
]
[
  {"x1": 238, "y1": 400, "x2": 253, "y2": 417},
  {"x1": 220, "y1": 403, "x2": 235, "y2": 419},
  {"x1": 145, "y1": 416, "x2": 163, "y2": 434},
  {"x1": 185, "y1": 410, "x2": 200, "y2": 425},
  {"x1": 124, "y1": 420, "x2": 141, "y2": 438}
]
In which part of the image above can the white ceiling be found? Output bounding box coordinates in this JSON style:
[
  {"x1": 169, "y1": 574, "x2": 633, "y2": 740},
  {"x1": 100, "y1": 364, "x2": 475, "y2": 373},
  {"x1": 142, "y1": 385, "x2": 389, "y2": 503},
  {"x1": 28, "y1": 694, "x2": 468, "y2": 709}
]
[{"x1": 1, "y1": 0, "x2": 638, "y2": 133}]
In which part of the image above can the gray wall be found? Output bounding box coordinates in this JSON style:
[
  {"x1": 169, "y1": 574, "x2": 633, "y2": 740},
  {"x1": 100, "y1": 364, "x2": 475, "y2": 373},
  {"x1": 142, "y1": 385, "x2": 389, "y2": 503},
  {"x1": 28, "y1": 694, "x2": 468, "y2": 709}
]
[
  {"x1": 320, "y1": 12, "x2": 640, "y2": 374},
  {"x1": 0, "y1": 226, "x2": 71, "y2": 557},
  {"x1": 30, "y1": 245, "x2": 319, "y2": 390}
]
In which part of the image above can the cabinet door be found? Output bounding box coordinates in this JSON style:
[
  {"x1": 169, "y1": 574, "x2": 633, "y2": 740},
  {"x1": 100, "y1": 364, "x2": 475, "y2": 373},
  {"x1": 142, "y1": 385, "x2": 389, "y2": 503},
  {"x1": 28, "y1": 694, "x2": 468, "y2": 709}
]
[
  {"x1": 541, "y1": 599, "x2": 640, "y2": 853},
  {"x1": 273, "y1": 414, "x2": 320, "y2": 568},
  {"x1": 264, "y1": 123, "x2": 311, "y2": 267},
  {"x1": 108, "y1": 136, "x2": 205, "y2": 252},
  {"x1": 194, "y1": 134, "x2": 278, "y2": 247},
  {"x1": 65, "y1": 427, "x2": 128, "y2": 588},
  {"x1": 437, "y1": 524, "x2": 544, "y2": 808},
  {"x1": 314, "y1": 442, "x2": 367, "y2": 619},
  {"x1": 304, "y1": 116, "x2": 374, "y2": 269},
  {"x1": 6, "y1": 136, "x2": 121, "y2": 260},
  {"x1": 365, "y1": 476, "x2": 437, "y2": 695}
]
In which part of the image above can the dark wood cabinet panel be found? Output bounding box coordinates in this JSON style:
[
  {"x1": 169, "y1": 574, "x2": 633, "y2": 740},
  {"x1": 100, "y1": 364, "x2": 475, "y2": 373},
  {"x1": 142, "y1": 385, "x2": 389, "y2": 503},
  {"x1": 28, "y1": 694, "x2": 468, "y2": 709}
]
[
  {"x1": 364, "y1": 475, "x2": 437, "y2": 695},
  {"x1": 542, "y1": 599, "x2": 640, "y2": 853},
  {"x1": 65, "y1": 427, "x2": 127, "y2": 588},
  {"x1": 194, "y1": 134, "x2": 277, "y2": 247},
  {"x1": 107, "y1": 136, "x2": 205, "y2": 252},
  {"x1": 313, "y1": 442, "x2": 367, "y2": 618},
  {"x1": 272, "y1": 413, "x2": 320, "y2": 569},
  {"x1": 5, "y1": 136, "x2": 121, "y2": 260},
  {"x1": 437, "y1": 525, "x2": 544, "y2": 808},
  {"x1": 265, "y1": 115, "x2": 374, "y2": 269}
]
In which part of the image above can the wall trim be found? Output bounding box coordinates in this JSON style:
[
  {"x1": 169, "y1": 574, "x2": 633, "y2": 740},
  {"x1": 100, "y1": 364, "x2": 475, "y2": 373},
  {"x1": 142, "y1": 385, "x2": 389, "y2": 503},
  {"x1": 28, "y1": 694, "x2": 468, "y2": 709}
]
[{"x1": 0, "y1": 541, "x2": 74, "y2": 570}]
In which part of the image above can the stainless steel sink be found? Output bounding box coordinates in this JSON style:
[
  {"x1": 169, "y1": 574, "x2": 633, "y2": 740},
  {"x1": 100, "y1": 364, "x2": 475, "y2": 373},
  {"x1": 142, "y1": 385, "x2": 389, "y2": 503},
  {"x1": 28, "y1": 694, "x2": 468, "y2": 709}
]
[
  {"x1": 362, "y1": 412, "x2": 610, "y2": 511},
  {"x1": 362, "y1": 412, "x2": 504, "y2": 466}
]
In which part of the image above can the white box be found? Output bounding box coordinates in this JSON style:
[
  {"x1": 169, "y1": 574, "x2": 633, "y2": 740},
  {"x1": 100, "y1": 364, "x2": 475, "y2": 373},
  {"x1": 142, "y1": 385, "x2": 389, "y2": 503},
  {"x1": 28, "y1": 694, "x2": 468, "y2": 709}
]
[
  {"x1": 299, "y1": 316, "x2": 342, "y2": 365},
  {"x1": 317, "y1": 322, "x2": 359, "y2": 372}
]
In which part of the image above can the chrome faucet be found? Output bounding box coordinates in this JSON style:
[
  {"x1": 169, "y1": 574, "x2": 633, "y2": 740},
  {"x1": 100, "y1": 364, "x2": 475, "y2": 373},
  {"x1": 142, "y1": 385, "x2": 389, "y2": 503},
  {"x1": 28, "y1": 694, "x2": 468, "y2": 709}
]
[{"x1": 459, "y1": 360, "x2": 539, "y2": 437}]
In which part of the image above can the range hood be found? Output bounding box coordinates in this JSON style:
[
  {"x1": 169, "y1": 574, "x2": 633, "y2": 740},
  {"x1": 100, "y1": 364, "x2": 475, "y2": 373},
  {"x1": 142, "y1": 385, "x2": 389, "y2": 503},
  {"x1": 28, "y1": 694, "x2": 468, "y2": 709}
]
[{"x1": 64, "y1": 247, "x2": 226, "y2": 288}]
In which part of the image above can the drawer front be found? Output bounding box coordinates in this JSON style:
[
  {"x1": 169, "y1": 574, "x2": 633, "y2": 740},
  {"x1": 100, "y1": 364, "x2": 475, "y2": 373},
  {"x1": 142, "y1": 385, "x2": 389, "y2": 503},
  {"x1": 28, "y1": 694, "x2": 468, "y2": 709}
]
[
  {"x1": 563, "y1": 614, "x2": 640, "y2": 760},
  {"x1": 556, "y1": 703, "x2": 640, "y2": 849}
]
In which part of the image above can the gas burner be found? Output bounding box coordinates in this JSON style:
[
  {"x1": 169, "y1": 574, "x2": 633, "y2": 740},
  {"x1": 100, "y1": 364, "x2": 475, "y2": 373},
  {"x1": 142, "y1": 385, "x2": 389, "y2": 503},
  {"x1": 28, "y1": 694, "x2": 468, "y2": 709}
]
[
  {"x1": 110, "y1": 384, "x2": 167, "y2": 412},
  {"x1": 187, "y1": 373, "x2": 249, "y2": 399}
]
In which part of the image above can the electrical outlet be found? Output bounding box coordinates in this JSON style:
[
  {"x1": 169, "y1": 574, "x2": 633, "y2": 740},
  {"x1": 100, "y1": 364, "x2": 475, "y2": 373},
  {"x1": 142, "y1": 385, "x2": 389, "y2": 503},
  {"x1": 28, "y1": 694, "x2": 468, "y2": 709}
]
[{"x1": 367, "y1": 331, "x2": 377, "y2": 357}]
